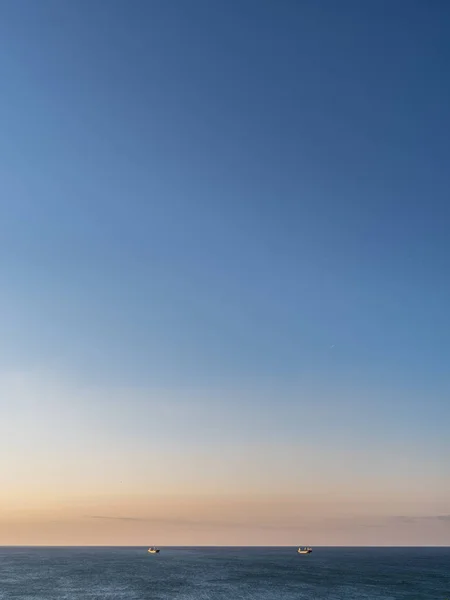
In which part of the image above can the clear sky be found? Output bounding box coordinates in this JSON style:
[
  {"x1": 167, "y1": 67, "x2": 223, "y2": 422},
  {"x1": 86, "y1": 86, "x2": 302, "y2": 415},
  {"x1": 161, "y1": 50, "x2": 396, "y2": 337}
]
[{"x1": 1, "y1": 0, "x2": 449, "y2": 546}]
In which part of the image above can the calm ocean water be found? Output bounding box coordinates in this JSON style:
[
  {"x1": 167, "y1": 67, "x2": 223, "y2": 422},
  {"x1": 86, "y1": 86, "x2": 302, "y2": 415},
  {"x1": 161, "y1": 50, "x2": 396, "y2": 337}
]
[{"x1": 0, "y1": 547, "x2": 448, "y2": 599}]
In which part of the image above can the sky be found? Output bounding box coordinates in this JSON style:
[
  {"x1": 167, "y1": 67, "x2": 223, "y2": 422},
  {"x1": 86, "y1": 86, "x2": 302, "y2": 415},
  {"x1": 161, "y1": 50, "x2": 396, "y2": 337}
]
[{"x1": 0, "y1": 0, "x2": 449, "y2": 546}]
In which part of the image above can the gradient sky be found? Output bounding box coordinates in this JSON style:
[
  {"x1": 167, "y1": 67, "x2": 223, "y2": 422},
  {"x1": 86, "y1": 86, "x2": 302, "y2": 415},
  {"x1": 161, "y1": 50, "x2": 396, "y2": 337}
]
[{"x1": 1, "y1": 0, "x2": 449, "y2": 546}]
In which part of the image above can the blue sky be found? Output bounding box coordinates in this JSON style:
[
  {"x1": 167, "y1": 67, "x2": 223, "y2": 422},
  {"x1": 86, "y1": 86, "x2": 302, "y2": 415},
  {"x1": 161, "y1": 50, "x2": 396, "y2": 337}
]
[{"x1": 0, "y1": 0, "x2": 449, "y2": 544}]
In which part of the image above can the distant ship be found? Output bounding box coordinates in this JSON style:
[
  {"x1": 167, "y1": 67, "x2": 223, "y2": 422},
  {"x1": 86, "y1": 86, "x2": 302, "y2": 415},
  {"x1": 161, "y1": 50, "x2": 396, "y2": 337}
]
[
  {"x1": 148, "y1": 547, "x2": 160, "y2": 554},
  {"x1": 297, "y1": 547, "x2": 312, "y2": 554}
]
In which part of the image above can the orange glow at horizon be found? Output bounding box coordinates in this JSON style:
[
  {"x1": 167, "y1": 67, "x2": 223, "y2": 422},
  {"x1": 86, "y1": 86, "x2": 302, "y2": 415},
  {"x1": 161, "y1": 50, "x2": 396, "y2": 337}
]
[{"x1": 1, "y1": 493, "x2": 450, "y2": 546}]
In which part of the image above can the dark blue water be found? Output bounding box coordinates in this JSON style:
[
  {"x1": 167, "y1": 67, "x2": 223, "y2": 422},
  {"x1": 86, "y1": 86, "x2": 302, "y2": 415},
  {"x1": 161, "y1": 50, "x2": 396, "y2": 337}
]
[{"x1": 0, "y1": 547, "x2": 448, "y2": 599}]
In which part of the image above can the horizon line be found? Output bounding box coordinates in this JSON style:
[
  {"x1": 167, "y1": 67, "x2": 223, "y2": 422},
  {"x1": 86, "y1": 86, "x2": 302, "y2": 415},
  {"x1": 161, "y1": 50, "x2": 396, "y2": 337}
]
[{"x1": 1, "y1": 544, "x2": 449, "y2": 548}]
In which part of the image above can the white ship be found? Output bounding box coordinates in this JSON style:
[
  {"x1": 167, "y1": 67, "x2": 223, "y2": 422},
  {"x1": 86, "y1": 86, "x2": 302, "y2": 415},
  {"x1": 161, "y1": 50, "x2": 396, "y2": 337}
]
[
  {"x1": 297, "y1": 547, "x2": 312, "y2": 554},
  {"x1": 148, "y1": 547, "x2": 160, "y2": 554}
]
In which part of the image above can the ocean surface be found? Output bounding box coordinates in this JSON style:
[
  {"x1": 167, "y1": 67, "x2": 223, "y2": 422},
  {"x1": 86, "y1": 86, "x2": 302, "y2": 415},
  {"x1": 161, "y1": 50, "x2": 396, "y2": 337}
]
[{"x1": 0, "y1": 547, "x2": 448, "y2": 599}]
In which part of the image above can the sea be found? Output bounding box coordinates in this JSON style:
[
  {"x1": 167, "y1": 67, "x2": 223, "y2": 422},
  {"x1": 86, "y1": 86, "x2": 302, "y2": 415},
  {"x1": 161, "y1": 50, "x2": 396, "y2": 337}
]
[{"x1": 0, "y1": 546, "x2": 448, "y2": 599}]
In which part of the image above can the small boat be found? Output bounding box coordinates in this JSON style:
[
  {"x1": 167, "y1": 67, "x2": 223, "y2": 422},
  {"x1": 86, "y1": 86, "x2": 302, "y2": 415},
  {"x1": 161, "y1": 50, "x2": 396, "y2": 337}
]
[
  {"x1": 297, "y1": 547, "x2": 312, "y2": 554},
  {"x1": 148, "y1": 547, "x2": 160, "y2": 554}
]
